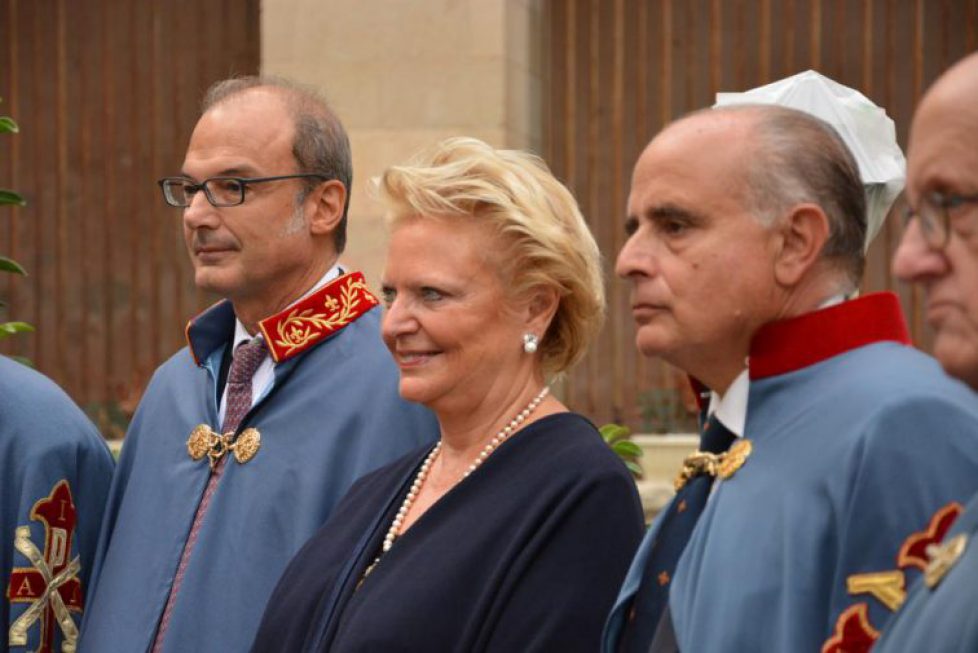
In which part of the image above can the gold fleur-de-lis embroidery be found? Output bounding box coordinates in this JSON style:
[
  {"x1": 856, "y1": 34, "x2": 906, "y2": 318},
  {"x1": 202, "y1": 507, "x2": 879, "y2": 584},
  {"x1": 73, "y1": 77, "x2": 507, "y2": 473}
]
[{"x1": 272, "y1": 277, "x2": 373, "y2": 355}]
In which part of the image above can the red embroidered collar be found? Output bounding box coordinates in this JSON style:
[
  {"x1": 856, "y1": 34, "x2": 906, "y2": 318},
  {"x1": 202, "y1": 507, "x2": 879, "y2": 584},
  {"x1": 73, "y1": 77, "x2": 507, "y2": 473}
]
[
  {"x1": 186, "y1": 271, "x2": 380, "y2": 366},
  {"x1": 748, "y1": 292, "x2": 910, "y2": 380},
  {"x1": 257, "y1": 271, "x2": 379, "y2": 363}
]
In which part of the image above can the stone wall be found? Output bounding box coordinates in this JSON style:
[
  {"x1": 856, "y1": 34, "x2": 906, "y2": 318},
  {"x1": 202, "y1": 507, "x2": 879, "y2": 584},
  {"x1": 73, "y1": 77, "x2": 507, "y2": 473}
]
[{"x1": 262, "y1": 0, "x2": 543, "y2": 288}]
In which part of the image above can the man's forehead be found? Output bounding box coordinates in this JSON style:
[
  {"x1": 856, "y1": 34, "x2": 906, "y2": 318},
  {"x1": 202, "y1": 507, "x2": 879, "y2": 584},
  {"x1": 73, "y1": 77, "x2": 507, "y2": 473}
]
[
  {"x1": 913, "y1": 55, "x2": 978, "y2": 137},
  {"x1": 183, "y1": 91, "x2": 296, "y2": 174},
  {"x1": 198, "y1": 90, "x2": 292, "y2": 134},
  {"x1": 631, "y1": 113, "x2": 753, "y2": 195},
  {"x1": 639, "y1": 112, "x2": 753, "y2": 165},
  {"x1": 909, "y1": 59, "x2": 978, "y2": 188}
]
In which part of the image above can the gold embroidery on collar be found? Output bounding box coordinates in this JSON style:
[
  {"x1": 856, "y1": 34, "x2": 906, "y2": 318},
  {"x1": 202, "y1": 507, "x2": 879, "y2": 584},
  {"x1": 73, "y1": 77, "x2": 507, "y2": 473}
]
[{"x1": 267, "y1": 274, "x2": 375, "y2": 359}]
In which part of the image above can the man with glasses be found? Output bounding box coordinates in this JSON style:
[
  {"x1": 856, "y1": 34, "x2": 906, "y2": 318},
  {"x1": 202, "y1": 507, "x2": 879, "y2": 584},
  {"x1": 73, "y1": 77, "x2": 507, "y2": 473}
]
[
  {"x1": 875, "y1": 51, "x2": 978, "y2": 651},
  {"x1": 79, "y1": 76, "x2": 436, "y2": 653},
  {"x1": 603, "y1": 104, "x2": 978, "y2": 653}
]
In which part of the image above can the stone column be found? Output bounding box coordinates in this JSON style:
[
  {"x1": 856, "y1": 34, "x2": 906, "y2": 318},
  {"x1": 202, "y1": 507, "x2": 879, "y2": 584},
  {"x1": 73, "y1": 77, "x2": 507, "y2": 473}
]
[{"x1": 262, "y1": 0, "x2": 543, "y2": 287}]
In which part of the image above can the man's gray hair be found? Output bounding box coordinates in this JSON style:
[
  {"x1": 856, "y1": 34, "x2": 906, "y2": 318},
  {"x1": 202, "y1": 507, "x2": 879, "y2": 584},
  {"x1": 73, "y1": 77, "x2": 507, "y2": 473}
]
[
  {"x1": 202, "y1": 75, "x2": 353, "y2": 253},
  {"x1": 712, "y1": 104, "x2": 867, "y2": 285}
]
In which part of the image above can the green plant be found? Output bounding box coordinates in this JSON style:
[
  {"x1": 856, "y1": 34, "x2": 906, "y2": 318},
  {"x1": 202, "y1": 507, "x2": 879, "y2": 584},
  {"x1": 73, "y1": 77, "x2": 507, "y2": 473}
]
[
  {"x1": 599, "y1": 423, "x2": 643, "y2": 478},
  {"x1": 0, "y1": 97, "x2": 33, "y2": 347}
]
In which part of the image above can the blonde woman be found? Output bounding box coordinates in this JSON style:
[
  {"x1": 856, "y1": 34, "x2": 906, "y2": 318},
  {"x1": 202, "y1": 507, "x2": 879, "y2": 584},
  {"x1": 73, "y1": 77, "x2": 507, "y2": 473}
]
[{"x1": 251, "y1": 137, "x2": 643, "y2": 652}]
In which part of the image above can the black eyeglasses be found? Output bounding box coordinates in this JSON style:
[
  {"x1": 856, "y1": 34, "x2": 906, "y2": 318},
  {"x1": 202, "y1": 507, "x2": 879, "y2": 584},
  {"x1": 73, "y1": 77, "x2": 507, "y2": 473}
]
[
  {"x1": 157, "y1": 174, "x2": 330, "y2": 208},
  {"x1": 903, "y1": 191, "x2": 978, "y2": 249}
]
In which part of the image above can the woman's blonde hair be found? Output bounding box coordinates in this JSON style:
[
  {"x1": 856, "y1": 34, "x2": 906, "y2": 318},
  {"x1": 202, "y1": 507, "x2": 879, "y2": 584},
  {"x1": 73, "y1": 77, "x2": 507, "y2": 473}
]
[{"x1": 377, "y1": 137, "x2": 605, "y2": 375}]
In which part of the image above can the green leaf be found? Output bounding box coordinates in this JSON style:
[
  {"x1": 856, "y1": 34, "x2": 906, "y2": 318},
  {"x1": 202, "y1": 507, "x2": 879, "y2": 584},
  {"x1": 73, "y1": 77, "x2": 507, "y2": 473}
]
[
  {"x1": 0, "y1": 116, "x2": 18, "y2": 133},
  {"x1": 9, "y1": 355, "x2": 34, "y2": 368},
  {"x1": 0, "y1": 189, "x2": 26, "y2": 206},
  {"x1": 0, "y1": 321, "x2": 34, "y2": 338},
  {"x1": 599, "y1": 423, "x2": 631, "y2": 444},
  {"x1": 612, "y1": 440, "x2": 644, "y2": 458},
  {"x1": 625, "y1": 460, "x2": 644, "y2": 478},
  {"x1": 0, "y1": 256, "x2": 27, "y2": 275}
]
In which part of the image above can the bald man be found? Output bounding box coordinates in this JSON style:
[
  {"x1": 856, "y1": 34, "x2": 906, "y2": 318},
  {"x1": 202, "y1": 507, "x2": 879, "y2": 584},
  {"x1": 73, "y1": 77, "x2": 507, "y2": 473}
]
[
  {"x1": 604, "y1": 104, "x2": 978, "y2": 653},
  {"x1": 875, "y1": 52, "x2": 978, "y2": 651}
]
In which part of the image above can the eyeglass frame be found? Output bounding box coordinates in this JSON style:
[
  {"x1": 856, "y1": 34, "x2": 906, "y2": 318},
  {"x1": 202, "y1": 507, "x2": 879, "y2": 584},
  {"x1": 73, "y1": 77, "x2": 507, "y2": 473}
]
[
  {"x1": 903, "y1": 190, "x2": 978, "y2": 250},
  {"x1": 157, "y1": 173, "x2": 331, "y2": 208}
]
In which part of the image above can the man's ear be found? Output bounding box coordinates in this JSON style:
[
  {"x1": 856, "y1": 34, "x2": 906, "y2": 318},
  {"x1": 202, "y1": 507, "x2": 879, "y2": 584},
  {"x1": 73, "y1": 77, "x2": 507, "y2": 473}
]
[
  {"x1": 773, "y1": 203, "x2": 830, "y2": 286},
  {"x1": 307, "y1": 180, "x2": 347, "y2": 236}
]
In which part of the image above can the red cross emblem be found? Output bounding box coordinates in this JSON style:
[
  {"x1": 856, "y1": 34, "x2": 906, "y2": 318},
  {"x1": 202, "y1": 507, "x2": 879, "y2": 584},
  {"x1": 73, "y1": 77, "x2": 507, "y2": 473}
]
[{"x1": 6, "y1": 480, "x2": 84, "y2": 653}]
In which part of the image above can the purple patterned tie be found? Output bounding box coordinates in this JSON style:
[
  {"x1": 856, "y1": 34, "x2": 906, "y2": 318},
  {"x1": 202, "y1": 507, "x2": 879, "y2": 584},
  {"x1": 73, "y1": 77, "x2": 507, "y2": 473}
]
[
  {"x1": 152, "y1": 337, "x2": 268, "y2": 652},
  {"x1": 221, "y1": 337, "x2": 270, "y2": 435}
]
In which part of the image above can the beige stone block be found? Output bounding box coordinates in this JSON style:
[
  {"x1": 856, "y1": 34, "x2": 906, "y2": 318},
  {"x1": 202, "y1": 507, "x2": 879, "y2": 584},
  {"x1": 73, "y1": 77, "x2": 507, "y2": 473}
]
[
  {"x1": 260, "y1": 0, "x2": 546, "y2": 286},
  {"x1": 377, "y1": 57, "x2": 506, "y2": 129},
  {"x1": 340, "y1": 207, "x2": 390, "y2": 292},
  {"x1": 291, "y1": 0, "x2": 397, "y2": 64},
  {"x1": 263, "y1": 0, "x2": 543, "y2": 134},
  {"x1": 386, "y1": 0, "x2": 473, "y2": 58},
  {"x1": 288, "y1": 0, "x2": 485, "y2": 62},
  {"x1": 262, "y1": 0, "x2": 377, "y2": 69},
  {"x1": 524, "y1": 0, "x2": 544, "y2": 76},
  {"x1": 505, "y1": 65, "x2": 543, "y2": 147},
  {"x1": 261, "y1": 1, "x2": 297, "y2": 70},
  {"x1": 315, "y1": 64, "x2": 387, "y2": 129},
  {"x1": 267, "y1": 0, "x2": 482, "y2": 67},
  {"x1": 467, "y1": 0, "x2": 507, "y2": 58},
  {"x1": 505, "y1": 0, "x2": 534, "y2": 70},
  {"x1": 505, "y1": 127, "x2": 541, "y2": 153}
]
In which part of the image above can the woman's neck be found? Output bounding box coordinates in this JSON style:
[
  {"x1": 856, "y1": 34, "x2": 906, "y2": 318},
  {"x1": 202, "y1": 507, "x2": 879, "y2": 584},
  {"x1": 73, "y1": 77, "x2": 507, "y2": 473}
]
[{"x1": 430, "y1": 379, "x2": 554, "y2": 481}]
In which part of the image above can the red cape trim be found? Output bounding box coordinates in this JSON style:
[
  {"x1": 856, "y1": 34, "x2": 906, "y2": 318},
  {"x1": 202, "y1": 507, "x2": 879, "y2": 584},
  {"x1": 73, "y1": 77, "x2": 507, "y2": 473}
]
[
  {"x1": 258, "y1": 272, "x2": 379, "y2": 363},
  {"x1": 822, "y1": 603, "x2": 879, "y2": 653},
  {"x1": 898, "y1": 502, "x2": 964, "y2": 571},
  {"x1": 749, "y1": 292, "x2": 910, "y2": 380}
]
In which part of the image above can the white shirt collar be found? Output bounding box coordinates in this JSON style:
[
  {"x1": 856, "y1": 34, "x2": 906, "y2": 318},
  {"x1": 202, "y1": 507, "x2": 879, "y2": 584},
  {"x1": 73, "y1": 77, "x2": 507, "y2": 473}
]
[
  {"x1": 818, "y1": 292, "x2": 850, "y2": 309},
  {"x1": 706, "y1": 370, "x2": 749, "y2": 438}
]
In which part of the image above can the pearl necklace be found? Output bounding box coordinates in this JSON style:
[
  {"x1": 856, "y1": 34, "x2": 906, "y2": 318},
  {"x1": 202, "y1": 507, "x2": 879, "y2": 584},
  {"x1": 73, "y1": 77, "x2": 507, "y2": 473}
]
[{"x1": 358, "y1": 386, "x2": 550, "y2": 586}]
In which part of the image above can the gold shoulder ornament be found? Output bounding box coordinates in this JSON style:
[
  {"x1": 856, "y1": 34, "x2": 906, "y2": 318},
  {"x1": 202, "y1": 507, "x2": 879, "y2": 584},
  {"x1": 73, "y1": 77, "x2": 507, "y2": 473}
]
[
  {"x1": 674, "y1": 439, "x2": 753, "y2": 491},
  {"x1": 717, "y1": 439, "x2": 752, "y2": 480}
]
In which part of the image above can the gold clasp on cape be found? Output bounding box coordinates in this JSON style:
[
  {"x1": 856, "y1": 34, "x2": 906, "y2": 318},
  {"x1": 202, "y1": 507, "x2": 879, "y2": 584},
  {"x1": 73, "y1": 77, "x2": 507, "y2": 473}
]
[
  {"x1": 187, "y1": 425, "x2": 261, "y2": 470},
  {"x1": 674, "y1": 439, "x2": 753, "y2": 491}
]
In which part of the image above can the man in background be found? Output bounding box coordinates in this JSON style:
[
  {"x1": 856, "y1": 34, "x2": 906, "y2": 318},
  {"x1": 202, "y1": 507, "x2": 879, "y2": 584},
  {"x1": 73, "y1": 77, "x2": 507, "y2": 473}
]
[
  {"x1": 875, "y1": 51, "x2": 978, "y2": 651},
  {"x1": 604, "y1": 104, "x2": 978, "y2": 652},
  {"x1": 2, "y1": 357, "x2": 114, "y2": 653},
  {"x1": 80, "y1": 76, "x2": 436, "y2": 653}
]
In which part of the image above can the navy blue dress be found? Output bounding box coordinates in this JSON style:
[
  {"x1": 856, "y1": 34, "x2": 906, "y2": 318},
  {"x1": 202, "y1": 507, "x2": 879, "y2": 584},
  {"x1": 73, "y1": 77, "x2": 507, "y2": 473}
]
[{"x1": 251, "y1": 412, "x2": 644, "y2": 652}]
